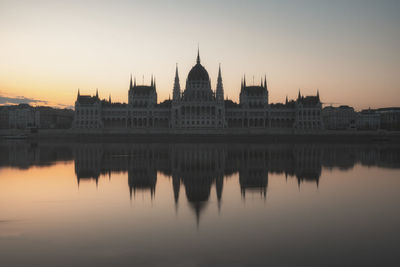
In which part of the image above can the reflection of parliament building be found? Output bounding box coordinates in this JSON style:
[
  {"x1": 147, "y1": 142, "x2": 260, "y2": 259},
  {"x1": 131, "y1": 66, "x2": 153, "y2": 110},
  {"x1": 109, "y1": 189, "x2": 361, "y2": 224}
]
[
  {"x1": 2, "y1": 142, "x2": 400, "y2": 221},
  {"x1": 73, "y1": 51, "x2": 323, "y2": 131}
]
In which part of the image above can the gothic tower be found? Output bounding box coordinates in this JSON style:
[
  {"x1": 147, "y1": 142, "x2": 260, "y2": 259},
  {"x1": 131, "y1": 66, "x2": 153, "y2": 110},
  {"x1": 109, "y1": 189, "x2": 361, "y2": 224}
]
[
  {"x1": 216, "y1": 64, "x2": 224, "y2": 103},
  {"x1": 173, "y1": 64, "x2": 181, "y2": 102}
]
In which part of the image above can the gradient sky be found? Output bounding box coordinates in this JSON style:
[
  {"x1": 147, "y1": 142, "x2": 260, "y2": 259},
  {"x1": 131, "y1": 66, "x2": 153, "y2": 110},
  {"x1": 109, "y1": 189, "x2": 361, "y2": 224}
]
[{"x1": 0, "y1": 0, "x2": 399, "y2": 110}]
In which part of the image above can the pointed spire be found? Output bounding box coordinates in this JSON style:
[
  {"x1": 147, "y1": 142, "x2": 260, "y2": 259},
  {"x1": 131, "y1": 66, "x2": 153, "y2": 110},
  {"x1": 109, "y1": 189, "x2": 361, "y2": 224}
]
[
  {"x1": 173, "y1": 63, "x2": 181, "y2": 102},
  {"x1": 216, "y1": 63, "x2": 224, "y2": 102},
  {"x1": 175, "y1": 63, "x2": 179, "y2": 80},
  {"x1": 298, "y1": 89, "x2": 301, "y2": 100},
  {"x1": 243, "y1": 75, "x2": 246, "y2": 88},
  {"x1": 129, "y1": 74, "x2": 133, "y2": 90},
  {"x1": 109, "y1": 94, "x2": 111, "y2": 104},
  {"x1": 77, "y1": 89, "x2": 80, "y2": 98},
  {"x1": 264, "y1": 75, "x2": 267, "y2": 89},
  {"x1": 153, "y1": 77, "x2": 156, "y2": 89},
  {"x1": 196, "y1": 46, "x2": 200, "y2": 64},
  {"x1": 317, "y1": 89, "x2": 320, "y2": 102},
  {"x1": 260, "y1": 77, "x2": 263, "y2": 87},
  {"x1": 96, "y1": 88, "x2": 99, "y2": 98},
  {"x1": 151, "y1": 74, "x2": 153, "y2": 87},
  {"x1": 134, "y1": 77, "x2": 136, "y2": 87},
  {"x1": 285, "y1": 95, "x2": 288, "y2": 105}
]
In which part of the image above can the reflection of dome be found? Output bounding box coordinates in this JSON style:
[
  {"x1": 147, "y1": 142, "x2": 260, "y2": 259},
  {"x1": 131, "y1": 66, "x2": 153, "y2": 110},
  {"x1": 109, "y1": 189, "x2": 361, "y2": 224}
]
[{"x1": 187, "y1": 63, "x2": 209, "y2": 82}]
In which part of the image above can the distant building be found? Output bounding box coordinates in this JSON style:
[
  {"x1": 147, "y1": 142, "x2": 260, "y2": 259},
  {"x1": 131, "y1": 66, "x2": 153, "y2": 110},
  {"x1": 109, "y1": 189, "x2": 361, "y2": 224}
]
[
  {"x1": 322, "y1": 105, "x2": 357, "y2": 130},
  {"x1": 357, "y1": 109, "x2": 380, "y2": 130},
  {"x1": 4, "y1": 104, "x2": 73, "y2": 129},
  {"x1": 376, "y1": 107, "x2": 400, "y2": 131},
  {"x1": 73, "y1": 51, "x2": 323, "y2": 131},
  {"x1": 35, "y1": 107, "x2": 74, "y2": 129},
  {"x1": 0, "y1": 107, "x2": 9, "y2": 129},
  {"x1": 8, "y1": 104, "x2": 36, "y2": 129}
]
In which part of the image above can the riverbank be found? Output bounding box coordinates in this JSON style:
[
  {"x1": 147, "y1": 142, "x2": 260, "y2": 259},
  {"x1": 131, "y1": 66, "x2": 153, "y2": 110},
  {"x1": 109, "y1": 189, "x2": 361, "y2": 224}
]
[{"x1": 1, "y1": 128, "x2": 400, "y2": 143}]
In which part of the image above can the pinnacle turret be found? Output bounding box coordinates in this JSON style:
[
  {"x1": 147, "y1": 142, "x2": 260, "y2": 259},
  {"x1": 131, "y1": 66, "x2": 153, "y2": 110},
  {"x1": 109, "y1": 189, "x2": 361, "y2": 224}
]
[
  {"x1": 264, "y1": 75, "x2": 267, "y2": 90},
  {"x1": 216, "y1": 63, "x2": 224, "y2": 102},
  {"x1": 173, "y1": 63, "x2": 181, "y2": 102}
]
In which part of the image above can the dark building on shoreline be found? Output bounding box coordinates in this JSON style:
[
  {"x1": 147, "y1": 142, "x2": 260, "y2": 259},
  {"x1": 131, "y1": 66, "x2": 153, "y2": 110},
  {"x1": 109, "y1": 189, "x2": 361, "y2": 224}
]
[{"x1": 73, "y1": 51, "x2": 323, "y2": 131}]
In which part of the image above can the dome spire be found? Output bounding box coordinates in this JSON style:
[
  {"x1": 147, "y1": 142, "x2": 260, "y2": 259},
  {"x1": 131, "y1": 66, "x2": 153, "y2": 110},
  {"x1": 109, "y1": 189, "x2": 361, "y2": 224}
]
[{"x1": 196, "y1": 45, "x2": 200, "y2": 64}]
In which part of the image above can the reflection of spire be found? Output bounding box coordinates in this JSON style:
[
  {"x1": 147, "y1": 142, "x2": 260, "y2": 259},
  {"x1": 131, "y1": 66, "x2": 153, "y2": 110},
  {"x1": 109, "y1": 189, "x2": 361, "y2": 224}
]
[
  {"x1": 172, "y1": 175, "x2": 180, "y2": 205},
  {"x1": 216, "y1": 176, "x2": 223, "y2": 213},
  {"x1": 190, "y1": 202, "x2": 207, "y2": 230}
]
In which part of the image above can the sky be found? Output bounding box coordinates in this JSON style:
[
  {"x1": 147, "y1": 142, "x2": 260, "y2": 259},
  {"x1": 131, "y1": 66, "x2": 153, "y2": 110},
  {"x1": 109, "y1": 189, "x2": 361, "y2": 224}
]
[{"x1": 0, "y1": 0, "x2": 399, "y2": 110}]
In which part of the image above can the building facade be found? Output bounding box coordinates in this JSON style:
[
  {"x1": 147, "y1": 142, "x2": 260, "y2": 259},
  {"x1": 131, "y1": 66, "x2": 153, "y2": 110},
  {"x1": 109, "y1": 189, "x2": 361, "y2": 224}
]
[
  {"x1": 73, "y1": 52, "x2": 323, "y2": 131},
  {"x1": 357, "y1": 109, "x2": 381, "y2": 130},
  {"x1": 376, "y1": 107, "x2": 400, "y2": 131},
  {"x1": 322, "y1": 105, "x2": 357, "y2": 130},
  {"x1": 4, "y1": 104, "x2": 73, "y2": 129}
]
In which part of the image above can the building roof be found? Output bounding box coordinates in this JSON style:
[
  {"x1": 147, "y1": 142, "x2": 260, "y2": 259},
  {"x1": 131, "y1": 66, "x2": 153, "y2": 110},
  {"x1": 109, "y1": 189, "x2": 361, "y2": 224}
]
[
  {"x1": 131, "y1": 85, "x2": 155, "y2": 96},
  {"x1": 187, "y1": 63, "x2": 210, "y2": 82},
  {"x1": 158, "y1": 99, "x2": 172, "y2": 108},
  {"x1": 224, "y1": 99, "x2": 240, "y2": 108},
  {"x1": 242, "y1": 86, "x2": 266, "y2": 96},
  {"x1": 77, "y1": 95, "x2": 99, "y2": 105},
  {"x1": 298, "y1": 96, "x2": 320, "y2": 106},
  {"x1": 101, "y1": 100, "x2": 127, "y2": 107},
  {"x1": 376, "y1": 107, "x2": 400, "y2": 112}
]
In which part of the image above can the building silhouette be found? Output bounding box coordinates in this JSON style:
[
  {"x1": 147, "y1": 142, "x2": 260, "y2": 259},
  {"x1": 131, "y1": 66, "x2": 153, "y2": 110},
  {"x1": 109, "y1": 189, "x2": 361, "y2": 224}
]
[{"x1": 73, "y1": 50, "x2": 323, "y2": 131}]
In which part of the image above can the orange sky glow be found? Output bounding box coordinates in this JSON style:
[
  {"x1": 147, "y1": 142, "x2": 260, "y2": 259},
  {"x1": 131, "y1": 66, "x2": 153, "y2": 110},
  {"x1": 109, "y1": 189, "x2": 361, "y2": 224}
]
[{"x1": 0, "y1": 0, "x2": 399, "y2": 110}]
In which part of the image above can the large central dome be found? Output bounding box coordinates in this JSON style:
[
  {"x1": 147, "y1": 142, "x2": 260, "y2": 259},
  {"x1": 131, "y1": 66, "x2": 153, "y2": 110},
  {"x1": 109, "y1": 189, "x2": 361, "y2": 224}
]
[{"x1": 187, "y1": 51, "x2": 209, "y2": 82}]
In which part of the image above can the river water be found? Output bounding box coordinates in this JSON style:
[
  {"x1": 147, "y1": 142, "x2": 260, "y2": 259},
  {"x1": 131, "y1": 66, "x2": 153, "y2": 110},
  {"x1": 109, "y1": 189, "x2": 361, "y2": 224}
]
[{"x1": 0, "y1": 141, "x2": 399, "y2": 266}]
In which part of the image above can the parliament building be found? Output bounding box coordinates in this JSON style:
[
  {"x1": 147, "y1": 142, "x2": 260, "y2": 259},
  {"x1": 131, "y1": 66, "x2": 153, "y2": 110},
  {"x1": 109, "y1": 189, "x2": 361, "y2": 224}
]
[{"x1": 73, "y1": 51, "x2": 323, "y2": 132}]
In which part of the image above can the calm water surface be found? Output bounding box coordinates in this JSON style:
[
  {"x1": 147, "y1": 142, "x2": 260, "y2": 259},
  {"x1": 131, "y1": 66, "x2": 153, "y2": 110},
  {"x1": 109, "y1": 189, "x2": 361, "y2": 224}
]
[{"x1": 0, "y1": 142, "x2": 399, "y2": 267}]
